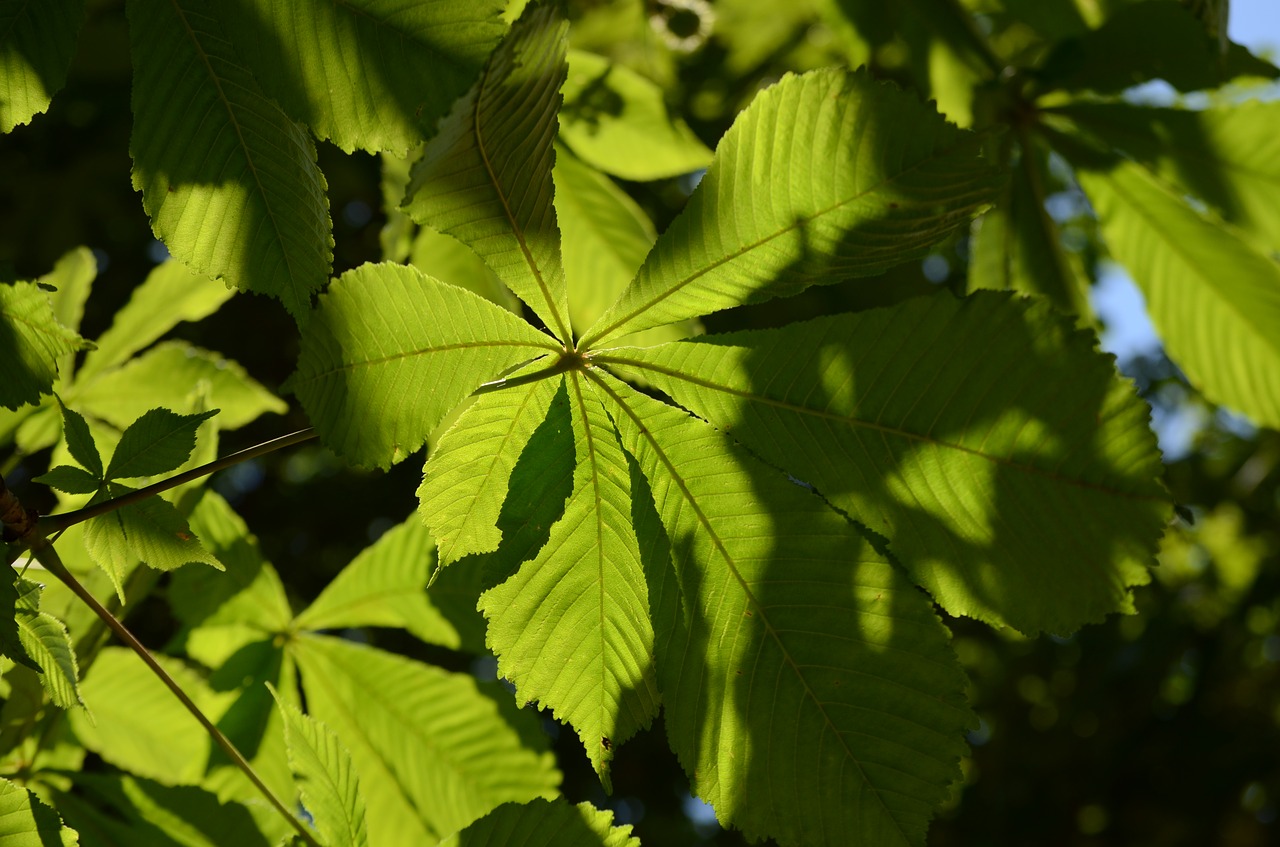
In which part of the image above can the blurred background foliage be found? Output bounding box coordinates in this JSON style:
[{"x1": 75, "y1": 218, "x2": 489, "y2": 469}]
[{"x1": 3, "y1": 0, "x2": 1279, "y2": 844}]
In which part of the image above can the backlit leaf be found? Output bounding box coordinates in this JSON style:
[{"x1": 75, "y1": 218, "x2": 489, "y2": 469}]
[
  {"x1": 0, "y1": 0, "x2": 84, "y2": 131},
  {"x1": 0, "y1": 778, "x2": 78, "y2": 845},
  {"x1": 274, "y1": 695, "x2": 368, "y2": 847},
  {"x1": 439, "y1": 798, "x2": 639, "y2": 847},
  {"x1": 0, "y1": 280, "x2": 88, "y2": 410},
  {"x1": 13, "y1": 579, "x2": 81, "y2": 709}
]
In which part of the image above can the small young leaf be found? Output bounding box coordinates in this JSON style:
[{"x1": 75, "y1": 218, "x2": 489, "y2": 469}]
[
  {"x1": 0, "y1": 778, "x2": 79, "y2": 845},
  {"x1": 14, "y1": 579, "x2": 83, "y2": 710},
  {"x1": 0, "y1": 280, "x2": 90, "y2": 410},
  {"x1": 438, "y1": 798, "x2": 639, "y2": 847},
  {"x1": 272, "y1": 692, "x2": 369, "y2": 847},
  {"x1": 55, "y1": 398, "x2": 103, "y2": 479},
  {"x1": 105, "y1": 407, "x2": 219, "y2": 481},
  {"x1": 84, "y1": 483, "x2": 221, "y2": 583},
  {"x1": 32, "y1": 465, "x2": 101, "y2": 495},
  {"x1": 0, "y1": 575, "x2": 38, "y2": 670},
  {"x1": 402, "y1": 1, "x2": 573, "y2": 343}
]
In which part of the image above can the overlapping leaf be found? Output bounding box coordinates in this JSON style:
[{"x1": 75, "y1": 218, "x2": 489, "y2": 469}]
[
  {"x1": 292, "y1": 634, "x2": 560, "y2": 847},
  {"x1": 274, "y1": 696, "x2": 368, "y2": 847},
  {"x1": 480, "y1": 373, "x2": 658, "y2": 788},
  {"x1": 440, "y1": 798, "x2": 639, "y2": 847},
  {"x1": 594, "y1": 372, "x2": 974, "y2": 847},
  {"x1": 0, "y1": 280, "x2": 89, "y2": 410},
  {"x1": 290, "y1": 262, "x2": 560, "y2": 469},
  {"x1": 419, "y1": 367, "x2": 560, "y2": 568},
  {"x1": 0, "y1": 778, "x2": 78, "y2": 845},
  {"x1": 1073, "y1": 157, "x2": 1280, "y2": 429},
  {"x1": 0, "y1": 0, "x2": 84, "y2": 131},
  {"x1": 126, "y1": 0, "x2": 331, "y2": 318},
  {"x1": 603, "y1": 291, "x2": 1169, "y2": 634},
  {"x1": 581, "y1": 68, "x2": 1001, "y2": 346},
  {"x1": 13, "y1": 579, "x2": 81, "y2": 709},
  {"x1": 220, "y1": 0, "x2": 507, "y2": 154},
  {"x1": 402, "y1": 2, "x2": 572, "y2": 341}
]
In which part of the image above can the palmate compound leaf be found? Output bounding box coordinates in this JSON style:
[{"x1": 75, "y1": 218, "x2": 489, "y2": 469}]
[
  {"x1": 272, "y1": 693, "x2": 368, "y2": 847},
  {"x1": 439, "y1": 798, "x2": 639, "y2": 847},
  {"x1": 219, "y1": 0, "x2": 506, "y2": 155},
  {"x1": 419, "y1": 364, "x2": 561, "y2": 568},
  {"x1": 588, "y1": 371, "x2": 975, "y2": 847},
  {"x1": 579, "y1": 67, "x2": 1003, "y2": 348},
  {"x1": 289, "y1": 262, "x2": 561, "y2": 469},
  {"x1": 402, "y1": 1, "x2": 573, "y2": 343},
  {"x1": 601, "y1": 290, "x2": 1170, "y2": 635},
  {"x1": 291, "y1": 634, "x2": 560, "y2": 847},
  {"x1": 479, "y1": 373, "x2": 658, "y2": 790},
  {"x1": 1070, "y1": 153, "x2": 1280, "y2": 430},
  {"x1": 126, "y1": 0, "x2": 332, "y2": 319}
]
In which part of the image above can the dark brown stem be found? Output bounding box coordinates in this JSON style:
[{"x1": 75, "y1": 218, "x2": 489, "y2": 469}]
[
  {"x1": 37, "y1": 428, "x2": 318, "y2": 534},
  {"x1": 29, "y1": 539, "x2": 321, "y2": 847}
]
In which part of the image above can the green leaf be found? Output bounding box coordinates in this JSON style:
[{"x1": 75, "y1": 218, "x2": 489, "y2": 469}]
[
  {"x1": 126, "y1": 0, "x2": 332, "y2": 319},
  {"x1": 39, "y1": 246, "x2": 97, "y2": 377},
  {"x1": 105, "y1": 407, "x2": 218, "y2": 481},
  {"x1": 968, "y1": 134, "x2": 1089, "y2": 317},
  {"x1": 1053, "y1": 100, "x2": 1280, "y2": 253},
  {"x1": 402, "y1": 1, "x2": 573, "y2": 343},
  {"x1": 84, "y1": 483, "x2": 222, "y2": 578},
  {"x1": 580, "y1": 68, "x2": 1001, "y2": 347},
  {"x1": 0, "y1": 0, "x2": 84, "y2": 132},
  {"x1": 0, "y1": 280, "x2": 89, "y2": 410},
  {"x1": 410, "y1": 227, "x2": 520, "y2": 313},
  {"x1": 1032, "y1": 0, "x2": 1277, "y2": 95},
  {"x1": 70, "y1": 646, "x2": 232, "y2": 784},
  {"x1": 1073, "y1": 155, "x2": 1280, "y2": 430},
  {"x1": 554, "y1": 148, "x2": 697, "y2": 347},
  {"x1": 32, "y1": 465, "x2": 100, "y2": 494},
  {"x1": 273, "y1": 694, "x2": 368, "y2": 847},
  {"x1": 594, "y1": 371, "x2": 974, "y2": 847},
  {"x1": 290, "y1": 262, "x2": 560, "y2": 469},
  {"x1": 558, "y1": 50, "x2": 713, "y2": 181},
  {"x1": 419, "y1": 365, "x2": 560, "y2": 567},
  {"x1": 78, "y1": 260, "x2": 234, "y2": 381},
  {"x1": 56, "y1": 398, "x2": 103, "y2": 478},
  {"x1": 293, "y1": 515, "x2": 461, "y2": 649},
  {"x1": 480, "y1": 373, "x2": 658, "y2": 789},
  {"x1": 603, "y1": 291, "x2": 1170, "y2": 634},
  {"x1": 0, "y1": 778, "x2": 78, "y2": 845},
  {"x1": 78, "y1": 341, "x2": 285, "y2": 432},
  {"x1": 12, "y1": 579, "x2": 81, "y2": 709},
  {"x1": 439, "y1": 798, "x2": 639, "y2": 847},
  {"x1": 0, "y1": 574, "x2": 36, "y2": 670},
  {"x1": 293, "y1": 634, "x2": 560, "y2": 847},
  {"x1": 221, "y1": 0, "x2": 506, "y2": 155}
]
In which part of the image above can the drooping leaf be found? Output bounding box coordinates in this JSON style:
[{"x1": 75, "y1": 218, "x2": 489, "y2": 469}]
[
  {"x1": 70, "y1": 646, "x2": 232, "y2": 785},
  {"x1": 558, "y1": 50, "x2": 713, "y2": 181},
  {"x1": 0, "y1": 778, "x2": 78, "y2": 846},
  {"x1": 78, "y1": 342, "x2": 285, "y2": 432},
  {"x1": 0, "y1": 575, "x2": 36, "y2": 669},
  {"x1": 106, "y1": 407, "x2": 218, "y2": 481},
  {"x1": 402, "y1": 1, "x2": 573, "y2": 342},
  {"x1": 580, "y1": 68, "x2": 1001, "y2": 347},
  {"x1": 13, "y1": 578, "x2": 82, "y2": 709},
  {"x1": 1073, "y1": 155, "x2": 1280, "y2": 430},
  {"x1": 969, "y1": 134, "x2": 1089, "y2": 317},
  {"x1": 56, "y1": 398, "x2": 102, "y2": 478},
  {"x1": 1053, "y1": 99, "x2": 1280, "y2": 252},
  {"x1": 292, "y1": 634, "x2": 560, "y2": 847},
  {"x1": 419, "y1": 366, "x2": 560, "y2": 568},
  {"x1": 290, "y1": 262, "x2": 560, "y2": 469},
  {"x1": 603, "y1": 291, "x2": 1170, "y2": 634},
  {"x1": 77, "y1": 260, "x2": 234, "y2": 381},
  {"x1": 126, "y1": 0, "x2": 332, "y2": 318},
  {"x1": 480, "y1": 372, "x2": 658, "y2": 788},
  {"x1": 594, "y1": 371, "x2": 974, "y2": 847},
  {"x1": 1032, "y1": 0, "x2": 1277, "y2": 95},
  {"x1": 0, "y1": 0, "x2": 84, "y2": 131},
  {"x1": 273, "y1": 693, "x2": 368, "y2": 847},
  {"x1": 84, "y1": 482, "x2": 222, "y2": 579},
  {"x1": 439, "y1": 798, "x2": 639, "y2": 847},
  {"x1": 0, "y1": 280, "x2": 89, "y2": 410},
  {"x1": 293, "y1": 515, "x2": 460, "y2": 649},
  {"x1": 220, "y1": 0, "x2": 506, "y2": 155}
]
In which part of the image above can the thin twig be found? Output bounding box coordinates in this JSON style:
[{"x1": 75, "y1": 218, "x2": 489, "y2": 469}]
[{"x1": 28, "y1": 539, "x2": 322, "y2": 847}]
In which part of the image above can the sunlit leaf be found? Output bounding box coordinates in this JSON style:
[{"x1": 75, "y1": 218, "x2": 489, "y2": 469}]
[
  {"x1": 439, "y1": 798, "x2": 639, "y2": 847},
  {"x1": 581, "y1": 68, "x2": 1001, "y2": 346},
  {"x1": 290, "y1": 262, "x2": 559, "y2": 469},
  {"x1": 0, "y1": 778, "x2": 78, "y2": 845},
  {"x1": 0, "y1": 0, "x2": 84, "y2": 131},
  {"x1": 0, "y1": 280, "x2": 89, "y2": 410},
  {"x1": 84, "y1": 482, "x2": 222, "y2": 579},
  {"x1": 273, "y1": 694, "x2": 368, "y2": 847},
  {"x1": 13, "y1": 579, "x2": 80, "y2": 706},
  {"x1": 402, "y1": 2, "x2": 572, "y2": 342},
  {"x1": 126, "y1": 0, "x2": 332, "y2": 318}
]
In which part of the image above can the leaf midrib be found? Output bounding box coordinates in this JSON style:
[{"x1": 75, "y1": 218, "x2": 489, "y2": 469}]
[
  {"x1": 599, "y1": 354, "x2": 1166, "y2": 502},
  {"x1": 293, "y1": 341, "x2": 555, "y2": 385}
]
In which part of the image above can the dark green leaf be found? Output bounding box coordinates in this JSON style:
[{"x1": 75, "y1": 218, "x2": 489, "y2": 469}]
[
  {"x1": 439, "y1": 798, "x2": 639, "y2": 847},
  {"x1": 105, "y1": 407, "x2": 218, "y2": 481},
  {"x1": 55, "y1": 398, "x2": 102, "y2": 478},
  {"x1": 32, "y1": 465, "x2": 100, "y2": 495},
  {"x1": 0, "y1": 0, "x2": 85, "y2": 131}
]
